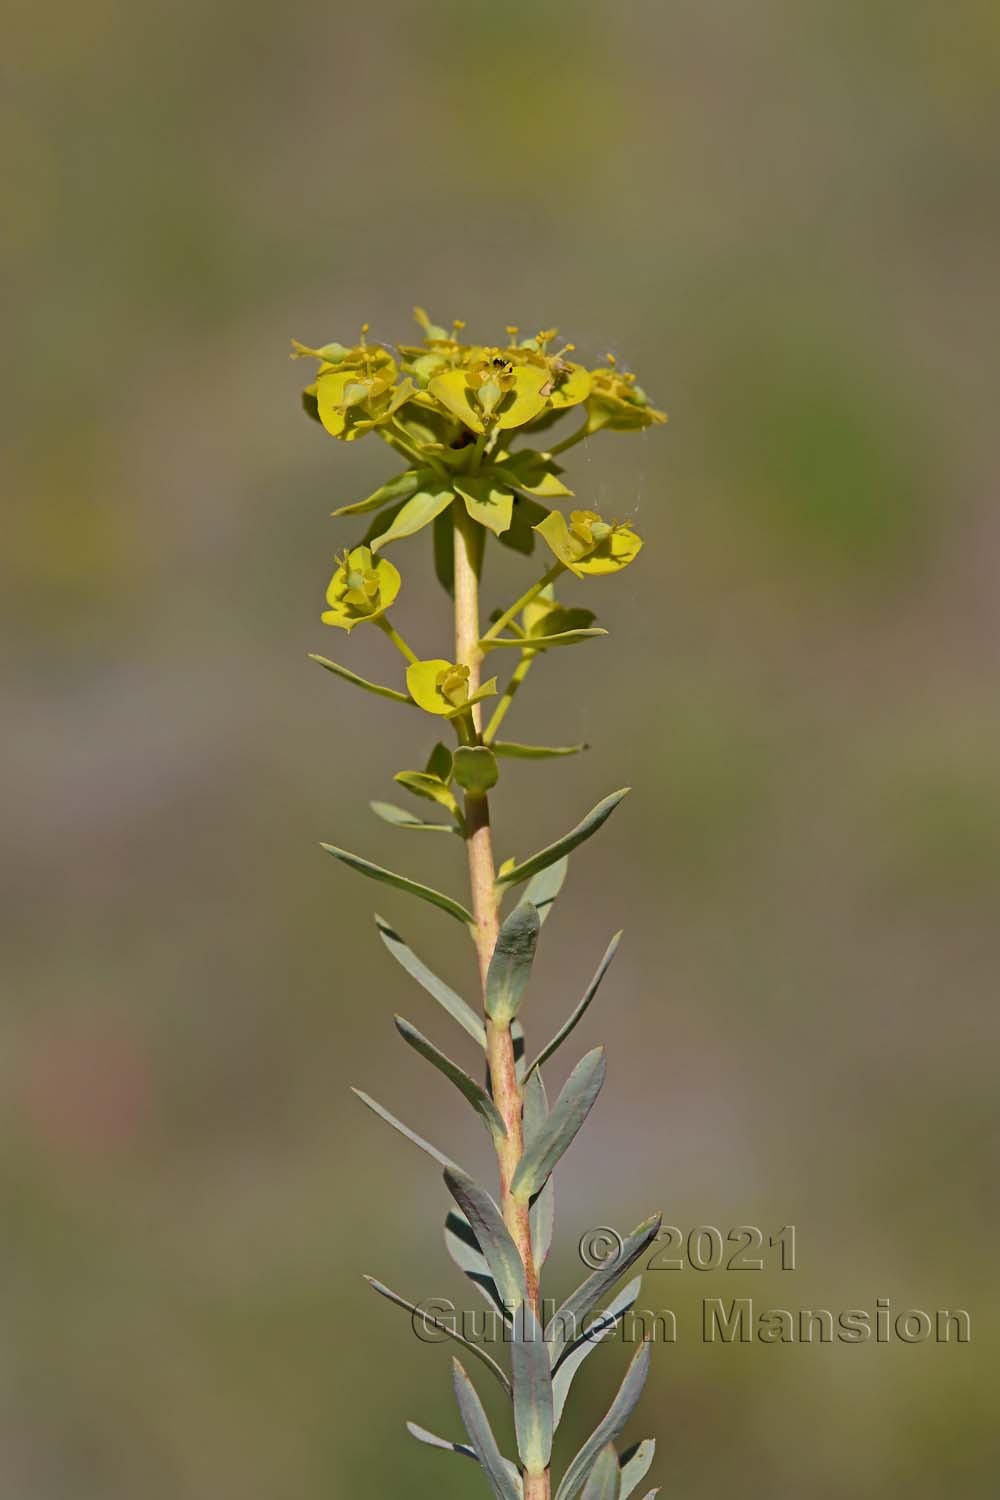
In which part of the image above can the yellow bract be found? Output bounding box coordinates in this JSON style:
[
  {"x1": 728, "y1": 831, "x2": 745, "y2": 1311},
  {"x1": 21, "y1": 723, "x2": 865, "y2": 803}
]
[
  {"x1": 322, "y1": 546, "x2": 401, "y2": 631},
  {"x1": 534, "y1": 509, "x2": 643, "y2": 577}
]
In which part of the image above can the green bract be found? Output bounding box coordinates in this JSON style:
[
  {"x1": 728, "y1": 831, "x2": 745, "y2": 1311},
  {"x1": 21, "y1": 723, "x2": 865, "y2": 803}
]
[{"x1": 295, "y1": 312, "x2": 664, "y2": 1500}]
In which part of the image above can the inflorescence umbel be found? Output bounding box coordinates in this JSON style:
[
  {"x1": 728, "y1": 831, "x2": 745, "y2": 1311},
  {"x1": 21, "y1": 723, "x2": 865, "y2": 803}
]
[{"x1": 294, "y1": 312, "x2": 665, "y2": 1500}]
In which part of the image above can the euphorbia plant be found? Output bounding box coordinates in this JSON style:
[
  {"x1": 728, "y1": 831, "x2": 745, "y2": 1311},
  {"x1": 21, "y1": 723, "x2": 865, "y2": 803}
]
[{"x1": 294, "y1": 314, "x2": 665, "y2": 1500}]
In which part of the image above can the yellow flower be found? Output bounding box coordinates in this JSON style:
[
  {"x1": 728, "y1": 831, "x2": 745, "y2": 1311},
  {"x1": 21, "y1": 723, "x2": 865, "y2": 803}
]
[
  {"x1": 427, "y1": 355, "x2": 550, "y2": 436},
  {"x1": 293, "y1": 328, "x2": 412, "y2": 442},
  {"x1": 322, "y1": 546, "x2": 401, "y2": 631},
  {"x1": 513, "y1": 329, "x2": 591, "y2": 411},
  {"x1": 409, "y1": 323, "x2": 589, "y2": 435},
  {"x1": 586, "y1": 354, "x2": 667, "y2": 433},
  {"x1": 405, "y1": 659, "x2": 498, "y2": 718},
  {"x1": 534, "y1": 508, "x2": 643, "y2": 577}
]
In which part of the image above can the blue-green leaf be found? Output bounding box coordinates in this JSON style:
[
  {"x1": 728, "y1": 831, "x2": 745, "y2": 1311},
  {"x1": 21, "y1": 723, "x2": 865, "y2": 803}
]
[
  {"x1": 511, "y1": 1017, "x2": 528, "y2": 1082},
  {"x1": 492, "y1": 742, "x2": 589, "y2": 760},
  {"x1": 444, "y1": 1210, "x2": 512, "y2": 1324},
  {"x1": 522, "y1": 1071, "x2": 554, "y2": 1274},
  {"x1": 618, "y1": 1440, "x2": 656, "y2": 1500},
  {"x1": 321, "y1": 843, "x2": 474, "y2": 925},
  {"x1": 552, "y1": 1277, "x2": 642, "y2": 1428},
  {"x1": 496, "y1": 789, "x2": 630, "y2": 891},
  {"x1": 554, "y1": 1343, "x2": 652, "y2": 1500},
  {"x1": 370, "y1": 801, "x2": 456, "y2": 833},
  {"x1": 511, "y1": 1301, "x2": 553, "y2": 1474},
  {"x1": 366, "y1": 1277, "x2": 511, "y2": 1396},
  {"x1": 452, "y1": 1359, "x2": 523, "y2": 1500},
  {"x1": 370, "y1": 486, "x2": 455, "y2": 551},
  {"x1": 511, "y1": 1048, "x2": 606, "y2": 1203},
  {"x1": 581, "y1": 1445, "x2": 620, "y2": 1500},
  {"x1": 351, "y1": 1087, "x2": 459, "y2": 1172},
  {"x1": 405, "y1": 1421, "x2": 476, "y2": 1462},
  {"x1": 524, "y1": 856, "x2": 569, "y2": 924},
  {"x1": 444, "y1": 1167, "x2": 526, "y2": 1314},
  {"x1": 375, "y1": 915, "x2": 486, "y2": 1047},
  {"x1": 526, "y1": 933, "x2": 622, "y2": 1078},
  {"x1": 547, "y1": 1215, "x2": 662, "y2": 1365},
  {"x1": 485, "y1": 901, "x2": 540, "y2": 1026},
  {"x1": 331, "y1": 466, "x2": 433, "y2": 517},
  {"x1": 393, "y1": 1016, "x2": 506, "y2": 1143},
  {"x1": 309, "y1": 653, "x2": 411, "y2": 705}
]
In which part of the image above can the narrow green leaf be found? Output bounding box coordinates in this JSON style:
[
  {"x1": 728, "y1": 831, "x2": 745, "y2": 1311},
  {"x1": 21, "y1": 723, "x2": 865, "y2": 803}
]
[
  {"x1": 526, "y1": 933, "x2": 622, "y2": 1078},
  {"x1": 524, "y1": 856, "x2": 569, "y2": 924},
  {"x1": 522, "y1": 1071, "x2": 555, "y2": 1275},
  {"x1": 370, "y1": 801, "x2": 456, "y2": 833},
  {"x1": 554, "y1": 1343, "x2": 652, "y2": 1500},
  {"x1": 433, "y1": 508, "x2": 455, "y2": 596},
  {"x1": 496, "y1": 789, "x2": 631, "y2": 891},
  {"x1": 321, "y1": 843, "x2": 473, "y2": 925},
  {"x1": 511, "y1": 1047, "x2": 606, "y2": 1203},
  {"x1": 309, "y1": 653, "x2": 411, "y2": 705},
  {"x1": 394, "y1": 770, "x2": 462, "y2": 820},
  {"x1": 492, "y1": 741, "x2": 588, "y2": 760},
  {"x1": 446, "y1": 678, "x2": 499, "y2": 719},
  {"x1": 485, "y1": 901, "x2": 540, "y2": 1026},
  {"x1": 370, "y1": 486, "x2": 455, "y2": 551},
  {"x1": 511, "y1": 1301, "x2": 553, "y2": 1473},
  {"x1": 444, "y1": 1210, "x2": 512, "y2": 1323},
  {"x1": 581, "y1": 1445, "x2": 621, "y2": 1500},
  {"x1": 619, "y1": 1440, "x2": 656, "y2": 1500},
  {"x1": 375, "y1": 915, "x2": 486, "y2": 1047},
  {"x1": 452, "y1": 1359, "x2": 523, "y2": 1500},
  {"x1": 552, "y1": 1277, "x2": 642, "y2": 1428},
  {"x1": 351, "y1": 1087, "x2": 459, "y2": 1172},
  {"x1": 444, "y1": 1167, "x2": 526, "y2": 1313},
  {"x1": 496, "y1": 492, "x2": 548, "y2": 555},
  {"x1": 425, "y1": 741, "x2": 454, "y2": 782},
  {"x1": 405, "y1": 1421, "x2": 476, "y2": 1462},
  {"x1": 331, "y1": 466, "x2": 432, "y2": 517},
  {"x1": 453, "y1": 744, "x2": 499, "y2": 794},
  {"x1": 394, "y1": 1016, "x2": 507, "y2": 1143},
  {"x1": 481, "y1": 628, "x2": 607, "y2": 651},
  {"x1": 547, "y1": 1215, "x2": 662, "y2": 1365},
  {"x1": 366, "y1": 1277, "x2": 511, "y2": 1396}
]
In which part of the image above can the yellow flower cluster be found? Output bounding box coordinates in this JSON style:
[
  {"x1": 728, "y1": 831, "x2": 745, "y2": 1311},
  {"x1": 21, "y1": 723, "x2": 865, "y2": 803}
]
[{"x1": 294, "y1": 314, "x2": 665, "y2": 444}]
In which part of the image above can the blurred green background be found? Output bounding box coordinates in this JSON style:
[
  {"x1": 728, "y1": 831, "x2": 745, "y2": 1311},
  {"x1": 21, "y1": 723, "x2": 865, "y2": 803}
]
[{"x1": 4, "y1": 2, "x2": 999, "y2": 1496}]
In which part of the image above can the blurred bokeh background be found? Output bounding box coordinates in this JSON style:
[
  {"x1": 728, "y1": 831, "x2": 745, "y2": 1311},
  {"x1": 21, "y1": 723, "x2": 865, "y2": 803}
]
[{"x1": 4, "y1": 2, "x2": 999, "y2": 1495}]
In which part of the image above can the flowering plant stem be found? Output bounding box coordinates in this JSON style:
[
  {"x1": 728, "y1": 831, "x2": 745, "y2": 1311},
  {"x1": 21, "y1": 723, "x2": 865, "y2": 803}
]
[
  {"x1": 295, "y1": 312, "x2": 666, "y2": 1500},
  {"x1": 454, "y1": 502, "x2": 541, "y2": 1307}
]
